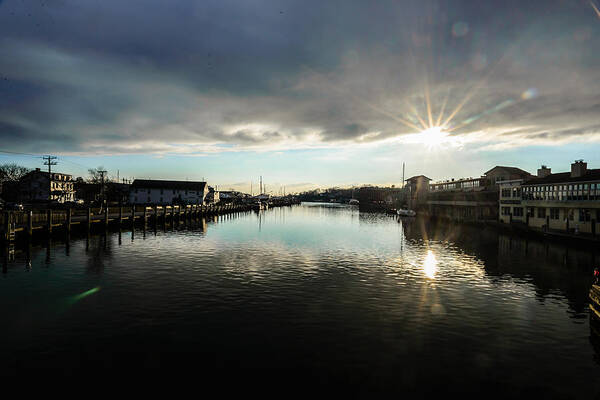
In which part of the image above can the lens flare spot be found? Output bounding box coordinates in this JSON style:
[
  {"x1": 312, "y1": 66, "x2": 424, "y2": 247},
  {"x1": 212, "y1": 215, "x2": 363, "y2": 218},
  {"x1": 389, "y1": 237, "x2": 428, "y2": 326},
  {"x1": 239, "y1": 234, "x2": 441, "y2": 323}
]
[
  {"x1": 521, "y1": 88, "x2": 538, "y2": 100},
  {"x1": 68, "y1": 287, "x2": 101, "y2": 306},
  {"x1": 452, "y1": 21, "x2": 469, "y2": 37}
]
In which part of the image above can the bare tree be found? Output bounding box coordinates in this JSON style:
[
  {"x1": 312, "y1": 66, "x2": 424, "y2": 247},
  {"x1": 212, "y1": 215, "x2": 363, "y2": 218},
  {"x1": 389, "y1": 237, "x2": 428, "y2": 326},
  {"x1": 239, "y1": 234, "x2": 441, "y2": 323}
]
[
  {"x1": 88, "y1": 166, "x2": 108, "y2": 184},
  {"x1": 0, "y1": 163, "x2": 30, "y2": 182}
]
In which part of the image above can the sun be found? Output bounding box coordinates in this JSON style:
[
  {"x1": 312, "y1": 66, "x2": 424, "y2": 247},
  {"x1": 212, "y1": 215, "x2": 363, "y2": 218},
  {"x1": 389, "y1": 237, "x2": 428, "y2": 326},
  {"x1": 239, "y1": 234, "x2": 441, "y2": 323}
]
[{"x1": 402, "y1": 125, "x2": 453, "y2": 148}]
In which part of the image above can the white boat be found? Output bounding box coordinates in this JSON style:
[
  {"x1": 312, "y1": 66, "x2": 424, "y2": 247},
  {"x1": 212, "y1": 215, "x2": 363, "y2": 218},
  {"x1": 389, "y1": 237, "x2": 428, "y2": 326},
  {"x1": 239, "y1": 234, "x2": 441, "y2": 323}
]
[{"x1": 397, "y1": 209, "x2": 416, "y2": 217}]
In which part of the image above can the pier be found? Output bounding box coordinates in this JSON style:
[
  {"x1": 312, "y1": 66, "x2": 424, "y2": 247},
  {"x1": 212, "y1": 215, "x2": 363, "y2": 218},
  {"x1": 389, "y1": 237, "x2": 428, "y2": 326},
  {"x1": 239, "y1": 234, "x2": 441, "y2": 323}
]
[{"x1": 1, "y1": 201, "x2": 297, "y2": 245}]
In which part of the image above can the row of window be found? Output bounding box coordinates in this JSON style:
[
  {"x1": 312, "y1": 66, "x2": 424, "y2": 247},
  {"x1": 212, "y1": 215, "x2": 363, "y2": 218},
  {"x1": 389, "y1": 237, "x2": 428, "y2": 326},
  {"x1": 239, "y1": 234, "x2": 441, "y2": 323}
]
[
  {"x1": 503, "y1": 206, "x2": 598, "y2": 222},
  {"x1": 431, "y1": 180, "x2": 481, "y2": 191},
  {"x1": 134, "y1": 188, "x2": 198, "y2": 195},
  {"x1": 522, "y1": 182, "x2": 600, "y2": 201},
  {"x1": 501, "y1": 187, "x2": 522, "y2": 198}
]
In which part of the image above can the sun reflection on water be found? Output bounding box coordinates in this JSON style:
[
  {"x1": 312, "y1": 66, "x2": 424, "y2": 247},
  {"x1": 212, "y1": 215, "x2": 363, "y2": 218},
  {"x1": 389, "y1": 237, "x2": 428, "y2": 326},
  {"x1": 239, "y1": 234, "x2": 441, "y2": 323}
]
[{"x1": 423, "y1": 250, "x2": 437, "y2": 279}]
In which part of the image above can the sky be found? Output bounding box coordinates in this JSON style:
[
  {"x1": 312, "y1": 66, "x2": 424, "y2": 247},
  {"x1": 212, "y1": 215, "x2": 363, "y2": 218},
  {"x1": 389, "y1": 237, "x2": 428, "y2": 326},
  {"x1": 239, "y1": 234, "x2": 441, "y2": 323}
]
[{"x1": 1, "y1": 0, "x2": 600, "y2": 193}]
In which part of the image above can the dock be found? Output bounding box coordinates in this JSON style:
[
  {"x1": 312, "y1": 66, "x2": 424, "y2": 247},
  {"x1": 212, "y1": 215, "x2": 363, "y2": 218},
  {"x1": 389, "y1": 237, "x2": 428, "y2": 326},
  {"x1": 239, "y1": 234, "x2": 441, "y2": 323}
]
[{"x1": 1, "y1": 201, "x2": 296, "y2": 245}]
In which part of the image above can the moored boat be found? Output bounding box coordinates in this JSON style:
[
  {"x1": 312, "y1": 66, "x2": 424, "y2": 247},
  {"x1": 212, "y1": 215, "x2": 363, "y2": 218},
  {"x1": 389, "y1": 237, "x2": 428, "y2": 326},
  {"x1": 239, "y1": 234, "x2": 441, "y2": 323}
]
[{"x1": 397, "y1": 209, "x2": 416, "y2": 217}]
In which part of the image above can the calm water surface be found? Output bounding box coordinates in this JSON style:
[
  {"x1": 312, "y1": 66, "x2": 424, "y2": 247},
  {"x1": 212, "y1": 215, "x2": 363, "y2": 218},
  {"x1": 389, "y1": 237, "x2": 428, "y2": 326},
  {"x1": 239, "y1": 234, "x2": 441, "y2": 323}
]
[{"x1": 2, "y1": 203, "x2": 599, "y2": 397}]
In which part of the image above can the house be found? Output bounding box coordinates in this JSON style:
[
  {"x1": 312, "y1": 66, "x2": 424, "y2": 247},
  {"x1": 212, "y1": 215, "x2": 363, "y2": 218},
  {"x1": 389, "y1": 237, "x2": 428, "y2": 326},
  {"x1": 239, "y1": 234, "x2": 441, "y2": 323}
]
[
  {"x1": 500, "y1": 160, "x2": 600, "y2": 236},
  {"x1": 18, "y1": 168, "x2": 75, "y2": 203},
  {"x1": 405, "y1": 175, "x2": 431, "y2": 210},
  {"x1": 484, "y1": 166, "x2": 533, "y2": 186},
  {"x1": 129, "y1": 179, "x2": 208, "y2": 205},
  {"x1": 426, "y1": 166, "x2": 531, "y2": 222}
]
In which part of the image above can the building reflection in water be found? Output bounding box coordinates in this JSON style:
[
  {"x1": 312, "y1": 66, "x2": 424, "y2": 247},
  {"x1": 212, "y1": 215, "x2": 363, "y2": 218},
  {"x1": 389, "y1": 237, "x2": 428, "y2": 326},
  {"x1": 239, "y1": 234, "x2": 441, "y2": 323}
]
[
  {"x1": 401, "y1": 217, "x2": 598, "y2": 316},
  {"x1": 591, "y1": 316, "x2": 600, "y2": 366}
]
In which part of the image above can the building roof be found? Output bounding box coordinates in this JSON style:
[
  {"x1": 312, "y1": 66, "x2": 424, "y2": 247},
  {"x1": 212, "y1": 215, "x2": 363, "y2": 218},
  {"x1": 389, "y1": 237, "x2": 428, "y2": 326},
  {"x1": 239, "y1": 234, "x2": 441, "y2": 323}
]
[
  {"x1": 484, "y1": 166, "x2": 531, "y2": 176},
  {"x1": 131, "y1": 179, "x2": 207, "y2": 191},
  {"x1": 522, "y1": 169, "x2": 600, "y2": 186},
  {"x1": 21, "y1": 169, "x2": 73, "y2": 180},
  {"x1": 405, "y1": 175, "x2": 431, "y2": 182}
]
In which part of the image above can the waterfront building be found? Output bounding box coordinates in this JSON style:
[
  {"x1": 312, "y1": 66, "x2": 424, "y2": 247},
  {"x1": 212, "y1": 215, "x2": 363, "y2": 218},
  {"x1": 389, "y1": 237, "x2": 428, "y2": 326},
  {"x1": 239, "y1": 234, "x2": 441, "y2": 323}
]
[
  {"x1": 497, "y1": 179, "x2": 526, "y2": 224},
  {"x1": 405, "y1": 175, "x2": 431, "y2": 210},
  {"x1": 500, "y1": 160, "x2": 600, "y2": 236},
  {"x1": 427, "y1": 166, "x2": 531, "y2": 222},
  {"x1": 17, "y1": 168, "x2": 75, "y2": 203},
  {"x1": 129, "y1": 179, "x2": 208, "y2": 205}
]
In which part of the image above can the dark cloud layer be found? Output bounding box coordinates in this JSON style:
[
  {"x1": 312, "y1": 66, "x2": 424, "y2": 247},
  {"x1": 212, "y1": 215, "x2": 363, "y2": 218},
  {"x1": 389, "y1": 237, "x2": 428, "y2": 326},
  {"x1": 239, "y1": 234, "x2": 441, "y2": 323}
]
[{"x1": 1, "y1": 0, "x2": 599, "y2": 154}]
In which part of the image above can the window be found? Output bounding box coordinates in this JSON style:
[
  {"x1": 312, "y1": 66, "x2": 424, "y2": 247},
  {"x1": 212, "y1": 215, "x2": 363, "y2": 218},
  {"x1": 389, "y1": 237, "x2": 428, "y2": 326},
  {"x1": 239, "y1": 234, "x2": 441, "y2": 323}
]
[
  {"x1": 513, "y1": 207, "x2": 523, "y2": 217},
  {"x1": 537, "y1": 208, "x2": 546, "y2": 218},
  {"x1": 501, "y1": 188, "x2": 511, "y2": 197},
  {"x1": 527, "y1": 207, "x2": 535, "y2": 217},
  {"x1": 550, "y1": 208, "x2": 560, "y2": 220},
  {"x1": 502, "y1": 207, "x2": 511, "y2": 216},
  {"x1": 513, "y1": 187, "x2": 521, "y2": 198},
  {"x1": 579, "y1": 209, "x2": 591, "y2": 222}
]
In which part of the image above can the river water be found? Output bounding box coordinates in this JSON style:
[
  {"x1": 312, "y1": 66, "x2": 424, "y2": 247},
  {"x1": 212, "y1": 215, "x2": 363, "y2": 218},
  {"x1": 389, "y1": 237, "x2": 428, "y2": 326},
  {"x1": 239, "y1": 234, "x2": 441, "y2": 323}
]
[{"x1": 1, "y1": 202, "x2": 599, "y2": 397}]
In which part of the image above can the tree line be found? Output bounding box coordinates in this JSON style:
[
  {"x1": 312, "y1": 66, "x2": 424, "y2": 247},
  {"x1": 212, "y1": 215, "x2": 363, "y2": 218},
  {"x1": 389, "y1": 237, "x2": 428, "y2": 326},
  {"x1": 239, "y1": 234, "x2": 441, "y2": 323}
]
[{"x1": 0, "y1": 163, "x2": 112, "y2": 184}]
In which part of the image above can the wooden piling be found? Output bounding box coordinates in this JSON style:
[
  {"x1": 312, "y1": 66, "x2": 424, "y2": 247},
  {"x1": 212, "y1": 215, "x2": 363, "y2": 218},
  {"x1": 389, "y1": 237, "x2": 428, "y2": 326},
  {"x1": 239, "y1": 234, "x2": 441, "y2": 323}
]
[
  {"x1": 3, "y1": 211, "x2": 10, "y2": 242},
  {"x1": 27, "y1": 211, "x2": 33, "y2": 237},
  {"x1": 47, "y1": 209, "x2": 52, "y2": 234},
  {"x1": 66, "y1": 208, "x2": 72, "y2": 233}
]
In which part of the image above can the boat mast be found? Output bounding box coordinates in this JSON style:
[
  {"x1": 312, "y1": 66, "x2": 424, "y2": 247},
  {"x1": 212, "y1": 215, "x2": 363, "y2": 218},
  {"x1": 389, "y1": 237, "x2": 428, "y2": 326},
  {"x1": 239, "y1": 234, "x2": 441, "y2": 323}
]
[{"x1": 402, "y1": 162, "x2": 405, "y2": 188}]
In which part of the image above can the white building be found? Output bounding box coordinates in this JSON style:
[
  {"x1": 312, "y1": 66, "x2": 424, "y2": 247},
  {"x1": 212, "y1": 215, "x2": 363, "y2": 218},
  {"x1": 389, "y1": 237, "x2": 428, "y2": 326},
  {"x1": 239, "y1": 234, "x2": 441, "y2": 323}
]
[
  {"x1": 129, "y1": 179, "x2": 208, "y2": 205},
  {"x1": 497, "y1": 179, "x2": 526, "y2": 224}
]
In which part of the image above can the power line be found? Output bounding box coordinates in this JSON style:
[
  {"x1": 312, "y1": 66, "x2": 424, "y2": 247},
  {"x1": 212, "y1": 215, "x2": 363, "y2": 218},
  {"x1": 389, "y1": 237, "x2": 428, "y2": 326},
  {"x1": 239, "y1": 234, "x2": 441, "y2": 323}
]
[{"x1": 0, "y1": 149, "x2": 43, "y2": 157}]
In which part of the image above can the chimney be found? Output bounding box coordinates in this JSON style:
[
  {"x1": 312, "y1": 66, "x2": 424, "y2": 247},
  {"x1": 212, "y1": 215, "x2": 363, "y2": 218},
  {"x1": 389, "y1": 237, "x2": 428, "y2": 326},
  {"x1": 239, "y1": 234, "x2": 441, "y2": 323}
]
[
  {"x1": 571, "y1": 160, "x2": 587, "y2": 178},
  {"x1": 537, "y1": 165, "x2": 551, "y2": 178}
]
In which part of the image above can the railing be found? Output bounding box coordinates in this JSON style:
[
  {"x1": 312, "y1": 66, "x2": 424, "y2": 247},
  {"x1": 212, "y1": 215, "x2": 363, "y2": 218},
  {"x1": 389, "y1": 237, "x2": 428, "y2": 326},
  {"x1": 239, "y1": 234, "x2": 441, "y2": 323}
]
[{"x1": 1, "y1": 202, "x2": 274, "y2": 241}]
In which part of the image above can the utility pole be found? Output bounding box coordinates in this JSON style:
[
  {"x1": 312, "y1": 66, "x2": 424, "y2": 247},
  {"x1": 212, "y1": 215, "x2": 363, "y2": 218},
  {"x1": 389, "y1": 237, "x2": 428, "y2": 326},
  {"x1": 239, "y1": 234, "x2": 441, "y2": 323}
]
[
  {"x1": 98, "y1": 169, "x2": 107, "y2": 205},
  {"x1": 43, "y1": 155, "x2": 57, "y2": 202}
]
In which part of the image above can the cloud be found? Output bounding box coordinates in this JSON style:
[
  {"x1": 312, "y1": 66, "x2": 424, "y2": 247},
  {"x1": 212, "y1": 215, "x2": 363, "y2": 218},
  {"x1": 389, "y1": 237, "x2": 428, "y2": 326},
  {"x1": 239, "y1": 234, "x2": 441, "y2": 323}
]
[{"x1": 0, "y1": 0, "x2": 600, "y2": 156}]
